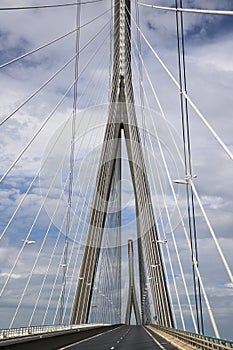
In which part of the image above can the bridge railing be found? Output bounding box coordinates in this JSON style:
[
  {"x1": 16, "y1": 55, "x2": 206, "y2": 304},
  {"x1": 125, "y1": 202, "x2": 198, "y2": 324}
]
[
  {"x1": 150, "y1": 325, "x2": 233, "y2": 350},
  {"x1": 0, "y1": 324, "x2": 108, "y2": 340}
]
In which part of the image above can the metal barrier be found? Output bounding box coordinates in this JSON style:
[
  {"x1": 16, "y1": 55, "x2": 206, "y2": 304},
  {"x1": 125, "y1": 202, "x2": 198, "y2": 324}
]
[
  {"x1": 0, "y1": 323, "x2": 108, "y2": 340},
  {"x1": 150, "y1": 325, "x2": 233, "y2": 350}
]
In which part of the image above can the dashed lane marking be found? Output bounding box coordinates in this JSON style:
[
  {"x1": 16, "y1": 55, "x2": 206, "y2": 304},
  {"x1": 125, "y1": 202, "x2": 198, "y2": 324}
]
[{"x1": 58, "y1": 326, "x2": 124, "y2": 350}]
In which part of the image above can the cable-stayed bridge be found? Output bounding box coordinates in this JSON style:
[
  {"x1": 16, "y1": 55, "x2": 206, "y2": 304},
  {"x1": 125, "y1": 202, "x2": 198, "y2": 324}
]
[{"x1": 0, "y1": 0, "x2": 233, "y2": 349}]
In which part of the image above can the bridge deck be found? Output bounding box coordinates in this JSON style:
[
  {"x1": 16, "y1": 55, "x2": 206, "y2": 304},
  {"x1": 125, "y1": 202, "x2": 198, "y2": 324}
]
[{"x1": 58, "y1": 325, "x2": 179, "y2": 350}]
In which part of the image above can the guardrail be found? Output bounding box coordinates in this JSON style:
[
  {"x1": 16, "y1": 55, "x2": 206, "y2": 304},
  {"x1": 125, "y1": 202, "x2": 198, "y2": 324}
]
[
  {"x1": 150, "y1": 325, "x2": 233, "y2": 350},
  {"x1": 0, "y1": 323, "x2": 109, "y2": 340},
  {"x1": 0, "y1": 324, "x2": 121, "y2": 350}
]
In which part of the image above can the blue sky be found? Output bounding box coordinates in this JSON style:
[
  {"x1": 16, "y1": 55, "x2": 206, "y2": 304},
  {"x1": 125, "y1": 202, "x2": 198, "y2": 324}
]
[{"x1": 0, "y1": 0, "x2": 233, "y2": 340}]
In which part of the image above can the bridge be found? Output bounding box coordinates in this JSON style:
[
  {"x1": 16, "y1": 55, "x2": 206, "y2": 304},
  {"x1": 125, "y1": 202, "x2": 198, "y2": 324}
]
[{"x1": 0, "y1": 0, "x2": 233, "y2": 349}]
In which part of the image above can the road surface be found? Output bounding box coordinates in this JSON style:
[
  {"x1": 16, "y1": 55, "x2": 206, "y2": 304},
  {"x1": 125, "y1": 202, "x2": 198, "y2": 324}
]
[{"x1": 58, "y1": 325, "x2": 178, "y2": 350}]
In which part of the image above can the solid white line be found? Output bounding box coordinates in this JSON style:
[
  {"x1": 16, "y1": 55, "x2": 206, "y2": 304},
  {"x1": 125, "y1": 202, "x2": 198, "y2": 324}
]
[
  {"x1": 143, "y1": 327, "x2": 167, "y2": 350},
  {"x1": 58, "y1": 326, "x2": 123, "y2": 350}
]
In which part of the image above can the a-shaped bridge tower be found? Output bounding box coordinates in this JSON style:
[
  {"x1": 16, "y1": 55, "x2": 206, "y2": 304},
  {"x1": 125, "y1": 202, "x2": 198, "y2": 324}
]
[{"x1": 70, "y1": 0, "x2": 174, "y2": 327}]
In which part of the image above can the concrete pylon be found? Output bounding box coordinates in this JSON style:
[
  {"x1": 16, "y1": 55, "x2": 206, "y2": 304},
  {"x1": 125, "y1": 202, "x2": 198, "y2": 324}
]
[
  {"x1": 125, "y1": 240, "x2": 141, "y2": 325},
  {"x1": 70, "y1": 0, "x2": 174, "y2": 327}
]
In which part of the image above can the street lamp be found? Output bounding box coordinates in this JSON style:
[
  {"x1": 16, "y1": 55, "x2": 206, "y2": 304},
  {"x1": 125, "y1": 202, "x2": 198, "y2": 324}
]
[
  {"x1": 150, "y1": 264, "x2": 160, "y2": 268},
  {"x1": 151, "y1": 239, "x2": 167, "y2": 244},
  {"x1": 173, "y1": 174, "x2": 197, "y2": 184}
]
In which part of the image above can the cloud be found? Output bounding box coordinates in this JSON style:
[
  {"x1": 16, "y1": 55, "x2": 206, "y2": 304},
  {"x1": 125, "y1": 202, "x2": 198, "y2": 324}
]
[{"x1": 0, "y1": 272, "x2": 21, "y2": 280}]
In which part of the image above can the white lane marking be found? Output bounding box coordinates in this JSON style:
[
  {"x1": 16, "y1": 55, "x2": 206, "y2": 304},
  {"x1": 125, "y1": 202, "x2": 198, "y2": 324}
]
[
  {"x1": 143, "y1": 327, "x2": 167, "y2": 350},
  {"x1": 58, "y1": 326, "x2": 124, "y2": 350}
]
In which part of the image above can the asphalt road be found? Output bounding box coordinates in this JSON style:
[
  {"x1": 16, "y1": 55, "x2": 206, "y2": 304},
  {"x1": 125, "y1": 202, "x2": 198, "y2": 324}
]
[{"x1": 57, "y1": 325, "x2": 178, "y2": 350}]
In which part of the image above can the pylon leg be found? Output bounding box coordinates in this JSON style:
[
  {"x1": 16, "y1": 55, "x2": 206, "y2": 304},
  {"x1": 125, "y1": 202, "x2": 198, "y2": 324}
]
[{"x1": 125, "y1": 240, "x2": 141, "y2": 325}]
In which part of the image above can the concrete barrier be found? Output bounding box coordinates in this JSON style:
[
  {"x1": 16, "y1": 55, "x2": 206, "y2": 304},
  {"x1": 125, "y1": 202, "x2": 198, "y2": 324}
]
[{"x1": 0, "y1": 324, "x2": 122, "y2": 349}]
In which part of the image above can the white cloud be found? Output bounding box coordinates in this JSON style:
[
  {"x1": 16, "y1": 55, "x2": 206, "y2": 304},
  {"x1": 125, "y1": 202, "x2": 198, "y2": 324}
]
[{"x1": 0, "y1": 272, "x2": 21, "y2": 280}]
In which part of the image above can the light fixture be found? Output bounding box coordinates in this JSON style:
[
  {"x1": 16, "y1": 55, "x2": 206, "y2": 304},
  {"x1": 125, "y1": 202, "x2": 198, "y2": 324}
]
[
  {"x1": 157, "y1": 239, "x2": 167, "y2": 244},
  {"x1": 173, "y1": 174, "x2": 197, "y2": 185},
  {"x1": 151, "y1": 264, "x2": 160, "y2": 268},
  {"x1": 22, "y1": 239, "x2": 36, "y2": 244},
  {"x1": 173, "y1": 179, "x2": 188, "y2": 185}
]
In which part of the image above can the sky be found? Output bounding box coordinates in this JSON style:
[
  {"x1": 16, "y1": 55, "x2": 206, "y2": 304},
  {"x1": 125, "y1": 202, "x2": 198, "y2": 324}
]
[{"x1": 0, "y1": 0, "x2": 233, "y2": 341}]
